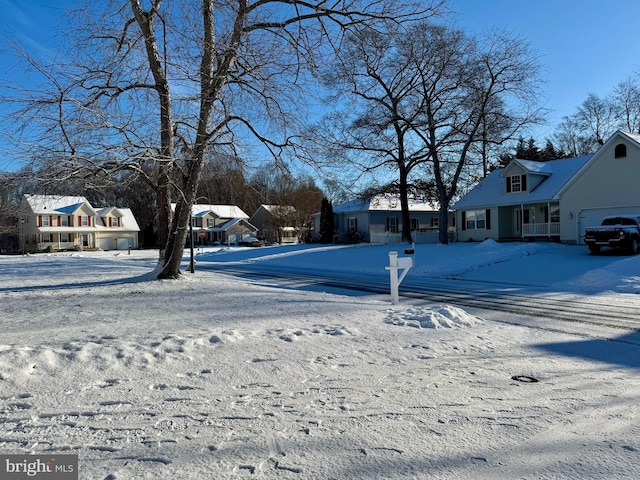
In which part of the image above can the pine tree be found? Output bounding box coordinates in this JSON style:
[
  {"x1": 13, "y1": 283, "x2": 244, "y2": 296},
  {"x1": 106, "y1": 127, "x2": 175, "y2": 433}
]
[{"x1": 319, "y1": 197, "x2": 335, "y2": 243}]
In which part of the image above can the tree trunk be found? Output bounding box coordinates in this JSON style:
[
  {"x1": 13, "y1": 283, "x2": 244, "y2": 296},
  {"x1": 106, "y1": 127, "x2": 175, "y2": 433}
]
[
  {"x1": 438, "y1": 199, "x2": 450, "y2": 244},
  {"x1": 398, "y1": 167, "x2": 413, "y2": 244}
]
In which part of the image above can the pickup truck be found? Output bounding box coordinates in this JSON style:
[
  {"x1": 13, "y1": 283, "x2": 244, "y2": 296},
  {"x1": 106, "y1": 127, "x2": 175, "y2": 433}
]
[{"x1": 583, "y1": 215, "x2": 640, "y2": 254}]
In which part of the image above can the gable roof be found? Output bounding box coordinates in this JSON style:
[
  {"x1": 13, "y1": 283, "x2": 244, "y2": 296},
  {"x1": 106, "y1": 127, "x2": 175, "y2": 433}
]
[
  {"x1": 175, "y1": 203, "x2": 249, "y2": 219},
  {"x1": 502, "y1": 158, "x2": 554, "y2": 177},
  {"x1": 94, "y1": 208, "x2": 140, "y2": 231},
  {"x1": 453, "y1": 155, "x2": 592, "y2": 210},
  {"x1": 255, "y1": 204, "x2": 296, "y2": 216},
  {"x1": 558, "y1": 130, "x2": 640, "y2": 196},
  {"x1": 333, "y1": 195, "x2": 439, "y2": 214},
  {"x1": 207, "y1": 217, "x2": 257, "y2": 232},
  {"x1": 96, "y1": 207, "x2": 120, "y2": 217},
  {"x1": 24, "y1": 194, "x2": 96, "y2": 215}
]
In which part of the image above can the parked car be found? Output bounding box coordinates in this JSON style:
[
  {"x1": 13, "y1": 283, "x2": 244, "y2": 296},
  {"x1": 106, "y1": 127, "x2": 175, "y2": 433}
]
[
  {"x1": 583, "y1": 215, "x2": 640, "y2": 255},
  {"x1": 238, "y1": 236, "x2": 265, "y2": 247}
]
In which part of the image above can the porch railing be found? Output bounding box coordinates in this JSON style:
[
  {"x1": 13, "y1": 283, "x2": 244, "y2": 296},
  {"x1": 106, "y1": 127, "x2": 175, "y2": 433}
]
[
  {"x1": 37, "y1": 241, "x2": 78, "y2": 251},
  {"x1": 522, "y1": 222, "x2": 560, "y2": 236}
]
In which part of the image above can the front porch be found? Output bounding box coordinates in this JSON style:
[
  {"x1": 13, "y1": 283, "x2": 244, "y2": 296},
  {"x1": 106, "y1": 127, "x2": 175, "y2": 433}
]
[
  {"x1": 500, "y1": 203, "x2": 561, "y2": 240},
  {"x1": 522, "y1": 222, "x2": 560, "y2": 237},
  {"x1": 35, "y1": 232, "x2": 94, "y2": 252}
]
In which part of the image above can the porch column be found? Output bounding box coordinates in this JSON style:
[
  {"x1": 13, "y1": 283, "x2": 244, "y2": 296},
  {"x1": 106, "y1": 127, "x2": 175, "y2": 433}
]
[
  {"x1": 520, "y1": 204, "x2": 524, "y2": 238},
  {"x1": 547, "y1": 202, "x2": 551, "y2": 238}
]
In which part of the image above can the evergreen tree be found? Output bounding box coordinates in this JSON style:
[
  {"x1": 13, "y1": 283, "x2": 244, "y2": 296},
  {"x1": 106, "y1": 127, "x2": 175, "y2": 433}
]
[{"x1": 319, "y1": 197, "x2": 335, "y2": 244}]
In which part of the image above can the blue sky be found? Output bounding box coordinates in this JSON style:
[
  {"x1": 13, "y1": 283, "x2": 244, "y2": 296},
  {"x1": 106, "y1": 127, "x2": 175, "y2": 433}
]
[
  {"x1": 1, "y1": 0, "x2": 640, "y2": 164},
  {"x1": 451, "y1": 0, "x2": 640, "y2": 139}
]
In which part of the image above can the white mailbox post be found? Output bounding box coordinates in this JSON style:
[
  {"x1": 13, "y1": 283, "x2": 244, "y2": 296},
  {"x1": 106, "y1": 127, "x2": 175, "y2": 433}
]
[{"x1": 385, "y1": 250, "x2": 414, "y2": 305}]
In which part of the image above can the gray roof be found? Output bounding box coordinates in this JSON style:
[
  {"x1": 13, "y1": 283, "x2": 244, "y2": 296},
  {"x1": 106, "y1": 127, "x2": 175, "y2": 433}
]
[{"x1": 453, "y1": 155, "x2": 592, "y2": 210}]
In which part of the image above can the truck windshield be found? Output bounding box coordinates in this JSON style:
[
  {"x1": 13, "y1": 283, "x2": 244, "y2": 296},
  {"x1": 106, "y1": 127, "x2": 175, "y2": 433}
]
[{"x1": 601, "y1": 217, "x2": 638, "y2": 226}]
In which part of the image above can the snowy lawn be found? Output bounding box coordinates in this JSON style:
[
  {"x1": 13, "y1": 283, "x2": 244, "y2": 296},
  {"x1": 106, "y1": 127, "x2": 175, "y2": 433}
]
[{"x1": 1, "y1": 242, "x2": 640, "y2": 479}]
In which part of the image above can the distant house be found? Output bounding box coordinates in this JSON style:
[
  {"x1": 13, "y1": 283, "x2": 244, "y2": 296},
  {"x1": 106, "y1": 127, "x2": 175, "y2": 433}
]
[
  {"x1": 250, "y1": 204, "x2": 299, "y2": 244},
  {"x1": 176, "y1": 203, "x2": 258, "y2": 245},
  {"x1": 19, "y1": 194, "x2": 140, "y2": 252},
  {"x1": 453, "y1": 130, "x2": 640, "y2": 244},
  {"x1": 314, "y1": 194, "x2": 453, "y2": 244}
]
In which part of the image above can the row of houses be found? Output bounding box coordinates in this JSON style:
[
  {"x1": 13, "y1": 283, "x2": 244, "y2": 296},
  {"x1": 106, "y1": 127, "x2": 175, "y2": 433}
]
[
  {"x1": 315, "y1": 130, "x2": 640, "y2": 246},
  {"x1": 16, "y1": 195, "x2": 302, "y2": 253},
  {"x1": 14, "y1": 130, "x2": 640, "y2": 252}
]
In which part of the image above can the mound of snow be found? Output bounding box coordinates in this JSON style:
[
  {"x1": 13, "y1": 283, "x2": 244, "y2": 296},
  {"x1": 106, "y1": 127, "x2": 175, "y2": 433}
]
[
  {"x1": 384, "y1": 305, "x2": 482, "y2": 329},
  {"x1": 474, "y1": 238, "x2": 502, "y2": 249}
]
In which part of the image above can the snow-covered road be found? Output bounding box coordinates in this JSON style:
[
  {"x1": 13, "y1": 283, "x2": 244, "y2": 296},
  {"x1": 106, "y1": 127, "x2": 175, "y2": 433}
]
[{"x1": 198, "y1": 261, "x2": 640, "y2": 337}]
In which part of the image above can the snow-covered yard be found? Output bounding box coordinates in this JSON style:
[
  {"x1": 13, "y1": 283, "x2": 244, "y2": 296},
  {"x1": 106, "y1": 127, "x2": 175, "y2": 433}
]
[{"x1": 1, "y1": 241, "x2": 640, "y2": 479}]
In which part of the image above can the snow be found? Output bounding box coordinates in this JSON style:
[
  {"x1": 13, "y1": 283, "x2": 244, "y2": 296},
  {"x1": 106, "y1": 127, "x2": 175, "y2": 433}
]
[
  {"x1": 452, "y1": 155, "x2": 591, "y2": 209},
  {"x1": 1, "y1": 241, "x2": 640, "y2": 478}
]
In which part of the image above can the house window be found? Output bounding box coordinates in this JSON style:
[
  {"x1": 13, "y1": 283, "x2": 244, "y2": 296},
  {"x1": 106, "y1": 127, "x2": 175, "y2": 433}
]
[
  {"x1": 41, "y1": 216, "x2": 50, "y2": 226},
  {"x1": 81, "y1": 216, "x2": 89, "y2": 226},
  {"x1": 41, "y1": 233, "x2": 53, "y2": 242},
  {"x1": 615, "y1": 143, "x2": 627, "y2": 158},
  {"x1": 61, "y1": 216, "x2": 69, "y2": 226},
  {"x1": 507, "y1": 174, "x2": 527, "y2": 193},
  {"x1": 463, "y1": 209, "x2": 491, "y2": 230},
  {"x1": 410, "y1": 218, "x2": 419, "y2": 230},
  {"x1": 550, "y1": 206, "x2": 560, "y2": 223},
  {"x1": 110, "y1": 217, "x2": 119, "y2": 227},
  {"x1": 348, "y1": 217, "x2": 358, "y2": 232},
  {"x1": 430, "y1": 217, "x2": 439, "y2": 228},
  {"x1": 60, "y1": 233, "x2": 70, "y2": 242},
  {"x1": 386, "y1": 217, "x2": 398, "y2": 233},
  {"x1": 207, "y1": 218, "x2": 214, "y2": 228}
]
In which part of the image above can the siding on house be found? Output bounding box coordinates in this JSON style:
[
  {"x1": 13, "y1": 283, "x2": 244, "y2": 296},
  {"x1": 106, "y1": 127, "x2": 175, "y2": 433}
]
[{"x1": 559, "y1": 134, "x2": 640, "y2": 243}]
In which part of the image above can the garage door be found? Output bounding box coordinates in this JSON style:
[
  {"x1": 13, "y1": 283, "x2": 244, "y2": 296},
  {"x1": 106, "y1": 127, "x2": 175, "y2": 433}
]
[
  {"x1": 577, "y1": 207, "x2": 640, "y2": 244},
  {"x1": 97, "y1": 238, "x2": 113, "y2": 250},
  {"x1": 117, "y1": 237, "x2": 134, "y2": 250}
]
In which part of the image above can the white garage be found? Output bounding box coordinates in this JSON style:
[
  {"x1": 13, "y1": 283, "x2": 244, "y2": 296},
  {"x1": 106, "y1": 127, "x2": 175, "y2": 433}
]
[{"x1": 576, "y1": 207, "x2": 640, "y2": 244}]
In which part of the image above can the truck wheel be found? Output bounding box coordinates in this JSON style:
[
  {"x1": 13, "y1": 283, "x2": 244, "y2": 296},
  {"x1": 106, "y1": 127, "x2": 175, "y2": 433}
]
[{"x1": 588, "y1": 245, "x2": 601, "y2": 255}]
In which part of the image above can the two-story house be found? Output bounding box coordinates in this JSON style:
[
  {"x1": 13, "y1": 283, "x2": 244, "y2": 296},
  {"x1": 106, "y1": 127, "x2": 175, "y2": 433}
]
[
  {"x1": 20, "y1": 194, "x2": 140, "y2": 252},
  {"x1": 453, "y1": 130, "x2": 640, "y2": 244},
  {"x1": 175, "y1": 203, "x2": 258, "y2": 245},
  {"x1": 250, "y1": 204, "x2": 299, "y2": 244}
]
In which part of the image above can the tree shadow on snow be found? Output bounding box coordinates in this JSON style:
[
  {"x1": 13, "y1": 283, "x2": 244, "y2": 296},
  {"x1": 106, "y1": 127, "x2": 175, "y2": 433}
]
[
  {"x1": 0, "y1": 271, "x2": 159, "y2": 294},
  {"x1": 534, "y1": 332, "x2": 640, "y2": 369}
]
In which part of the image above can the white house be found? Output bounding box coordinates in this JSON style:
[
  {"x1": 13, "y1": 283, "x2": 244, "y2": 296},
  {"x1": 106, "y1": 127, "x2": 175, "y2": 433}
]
[
  {"x1": 20, "y1": 194, "x2": 140, "y2": 252},
  {"x1": 453, "y1": 130, "x2": 640, "y2": 244},
  {"x1": 176, "y1": 203, "x2": 258, "y2": 245}
]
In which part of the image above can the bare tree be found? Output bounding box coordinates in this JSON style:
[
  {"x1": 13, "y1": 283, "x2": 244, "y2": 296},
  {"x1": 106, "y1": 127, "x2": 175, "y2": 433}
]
[
  {"x1": 614, "y1": 77, "x2": 640, "y2": 134},
  {"x1": 408, "y1": 25, "x2": 544, "y2": 243},
  {"x1": 315, "y1": 22, "x2": 543, "y2": 244},
  {"x1": 3, "y1": 0, "x2": 440, "y2": 278},
  {"x1": 574, "y1": 93, "x2": 618, "y2": 146},
  {"x1": 315, "y1": 25, "x2": 434, "y2": 243},
  {"x1": 553, "y1": 115, "x2": 597, "y2": 157}
]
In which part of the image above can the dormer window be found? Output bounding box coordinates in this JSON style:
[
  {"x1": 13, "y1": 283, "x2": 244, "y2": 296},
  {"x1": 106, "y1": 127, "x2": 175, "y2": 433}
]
[
  {"x1": 615, "y1": 143, "x2": 627, "y2": 158},
  {"x1": 110, "y1": 217, "x2": 120, "y2": 227},
  {"x1": 506, "y1": 174, "x2": 527, "y2": 193}
]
